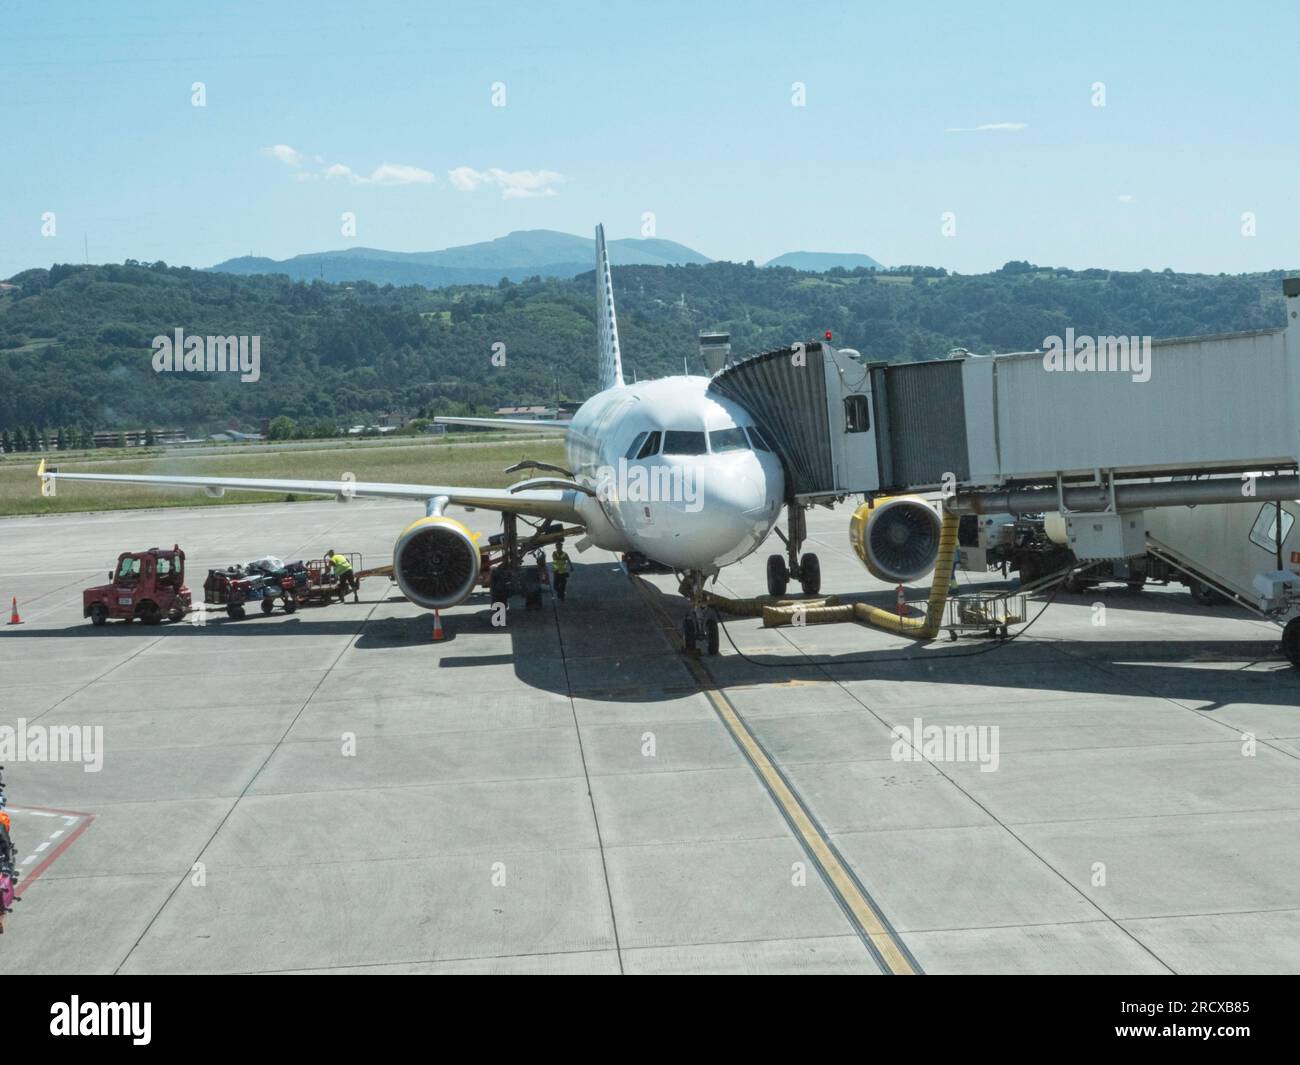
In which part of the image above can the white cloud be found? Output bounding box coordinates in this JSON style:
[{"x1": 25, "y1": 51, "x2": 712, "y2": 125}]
[
  {"x1": 448, "y1": 166, "x2": 486, "y2": 192},
  {"x1": 449, "y1": 166, "x2": 566, "y2": 198},
  {"x1": 264, "y1": 144, "x2": 305, "y2": 166},
  {"x1": 944, "y1": 122, "x2": 1028, "y2": 133},
  {"x1": 369, "y1": 163, "x2": 436, "y2": 186},
  {"x1": 1118, "y1": 193, "x2": 1136, "y2": 203},
  {"x1": 265, "y1": 145, "x2": 435, "y2": 186}
]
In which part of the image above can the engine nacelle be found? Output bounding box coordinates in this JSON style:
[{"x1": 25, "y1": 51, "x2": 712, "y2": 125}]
[
  {"x1": 392, "y1": 516, "x2": 482, "y2": 610},
  {"x1": 849, "y1": 495, "x2": 943, "y2": 583}
]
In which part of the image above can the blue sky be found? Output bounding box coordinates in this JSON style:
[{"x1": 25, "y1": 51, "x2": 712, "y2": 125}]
[{"x1": 2, "y1": 0, "x2": 1297, "y2": 277}]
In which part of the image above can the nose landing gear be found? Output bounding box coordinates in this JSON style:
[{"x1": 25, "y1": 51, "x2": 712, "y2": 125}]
[
  {"x1": 768, "y1": 503, "x2": 821, "y2": 596},
  {"x1": 680, "y1": 570, "x2": 721, "y2": 655}
]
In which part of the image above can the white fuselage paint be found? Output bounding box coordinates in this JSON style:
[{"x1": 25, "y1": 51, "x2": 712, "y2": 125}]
[{"x1": 563, "y1": 375, "x2": 784, "y2": 571}]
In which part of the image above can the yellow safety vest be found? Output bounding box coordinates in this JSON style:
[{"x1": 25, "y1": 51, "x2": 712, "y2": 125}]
[
  {"x1": 330, "y1": 553, "x2": 353, "y2": 575},
  {"x1": 552, "y1": 551, "x2": 570, "y2": 575}
]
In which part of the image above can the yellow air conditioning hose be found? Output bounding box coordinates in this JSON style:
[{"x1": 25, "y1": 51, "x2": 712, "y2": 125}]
[{"x1": 754, "y1": 510, "x2": 959, "y2": 639}]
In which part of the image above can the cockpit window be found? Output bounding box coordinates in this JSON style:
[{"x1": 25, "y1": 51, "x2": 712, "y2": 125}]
[
  {"x1": 709, "y1": 427, "x2": 749, "y2": 453},
  {"x1": 636, "y1": 430, "x2": 661, "y2": 459},
  {"x1": 746, "y1": 426, "x2": 774, "y2": 452},
  {"x1": 624, "y1": 432, "x2": 648, "y2": 460},
  {"x1": 662, "y1": 430, "x2": 707, "y2": 456}
]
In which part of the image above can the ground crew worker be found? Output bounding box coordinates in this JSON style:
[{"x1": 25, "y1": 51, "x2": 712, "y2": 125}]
[
  {"x1": 326, "y1": 549, "x2": 359, "y2": 602},
  {"x1": 551, "y1": 541, "x2": 571, "y2": 602}
]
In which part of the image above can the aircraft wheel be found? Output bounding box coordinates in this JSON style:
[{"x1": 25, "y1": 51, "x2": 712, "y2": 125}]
[
  {"x1": 799, "y1": 553, "x2": 821, "y2": 596},
  {"x1": 683, "y1": 616, "x2": 698, "y2": 652},
  {"x1": 705, "y1": 618, "x2": 720, "y2": 655},
  {"x1": 137, "y1": 601, "x2": 162, "y2": 626},
  {"x1": 261, "y1": 598, "x2": 275, "y2": 615},
  {"x1": 90, "y1": 603, "x2": 108, "y2": 627},
  {"x1": 489, "y1": 569, "x2": 510, "y2": 606},
  {"x1": 766, "y1": 554, "x2": 789, "y2": 598},
  {"x1": 1282, "y1": 618, "x2": 1300, "y2": 668}
]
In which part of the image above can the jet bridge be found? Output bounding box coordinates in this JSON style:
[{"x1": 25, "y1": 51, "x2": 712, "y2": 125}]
[{"x1": 710, "y1": 279, "x2": 1300, "y2": 647}]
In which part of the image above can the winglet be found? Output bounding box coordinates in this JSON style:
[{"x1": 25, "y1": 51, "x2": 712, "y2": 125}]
[{"x1": 594, "y1": 224, "x2": 626, "y2": 390}]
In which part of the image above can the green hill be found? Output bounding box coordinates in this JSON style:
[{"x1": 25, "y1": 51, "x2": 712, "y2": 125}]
[
  {"x1": 765, "y1": 251, "x2": 884, "y2": 271},
  {"x1": 211, "y1": 229, "x2": 711, "y2": 287},
  {"x1": 0, "y1": 259, "x2": 1291, "y2": 439}
]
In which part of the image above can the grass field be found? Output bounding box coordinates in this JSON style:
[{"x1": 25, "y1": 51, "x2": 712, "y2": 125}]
[{"x1": 0, "y1": 436, "x2": 568, "y2": 516}]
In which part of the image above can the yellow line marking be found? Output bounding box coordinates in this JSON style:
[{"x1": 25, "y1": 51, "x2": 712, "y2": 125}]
[{"x1": 632, "y1": 576, "x2": 919, "y2": 975}]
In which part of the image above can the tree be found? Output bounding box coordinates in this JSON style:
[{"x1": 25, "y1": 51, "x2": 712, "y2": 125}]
[
  {"x1": 26, "y1": 426, "x2": 38, "y2": 452},
  {"x1": 1, "y1": 430, "x2": 10, "y2": 454},
  {"x1": 144, "y1": 427, "x2": 156, "y2": 447},
  {"x1": 267, "y1": 415, "x2": 296, "y2": 440}
]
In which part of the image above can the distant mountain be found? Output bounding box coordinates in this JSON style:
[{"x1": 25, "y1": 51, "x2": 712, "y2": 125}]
[
  {"x1": 210, "y1": 229, "x2": 712, "y2": 287},
  {"x1": 765, "y1": 251, "x2": 884, "y2": 271}
]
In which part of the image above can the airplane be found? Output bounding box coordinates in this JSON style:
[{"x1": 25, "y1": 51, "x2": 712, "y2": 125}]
[{"x1": 38, "y1": 225, "x2": 824, "y2": 654}]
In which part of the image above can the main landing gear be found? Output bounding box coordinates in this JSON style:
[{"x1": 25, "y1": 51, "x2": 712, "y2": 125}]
[
  {"x1": 767, "y1": 503, "x2": 821, "y2": 597},
  {"x1": 488, "y1": 514, "x2": 545, "y2": 610},
  {"x1": 679, "y1": 570, "x2": 720, "y2": 655}
]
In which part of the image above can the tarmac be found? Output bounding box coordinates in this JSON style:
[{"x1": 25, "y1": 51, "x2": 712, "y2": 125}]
[{"x1": 1, "y1": 498, "x2": 1299, "y2": 973}]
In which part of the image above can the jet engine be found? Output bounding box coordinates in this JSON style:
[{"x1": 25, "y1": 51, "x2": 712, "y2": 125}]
[
  {"x1": 392, "y1": 516, "x2": 482, "y2": 610},
  {"x1": 849, "y1": 496, "x2": 943, "y2": 583}
]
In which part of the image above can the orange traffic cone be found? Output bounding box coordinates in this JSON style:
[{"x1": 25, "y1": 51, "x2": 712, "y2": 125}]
[
  {"x1": 8, "y1": 597, "x2": 21, "y2": 625},
  {"x1": 431, "y1": 610, "x2": 444, "y2": 641}
]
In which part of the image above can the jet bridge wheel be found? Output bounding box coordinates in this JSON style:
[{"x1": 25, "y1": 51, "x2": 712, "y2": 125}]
[
  {"x1": 1282, "y1": 619, "x2": 1300, "y2": 668},
  {"x1": 798, "y1": 553, "x2": 821, "y2": 596},
  {"x1": 767, "y1": 555, "x2": 789, "y2": 597}
]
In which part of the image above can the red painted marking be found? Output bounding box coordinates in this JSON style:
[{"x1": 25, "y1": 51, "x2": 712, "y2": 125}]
[{"x1": 7, "y1": 805, "x2": 95, "y2": 890}]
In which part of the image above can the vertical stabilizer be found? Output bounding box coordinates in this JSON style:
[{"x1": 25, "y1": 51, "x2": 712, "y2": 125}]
[{"x1": 594, "y1": 224, "x2": 626, "y2": 389}]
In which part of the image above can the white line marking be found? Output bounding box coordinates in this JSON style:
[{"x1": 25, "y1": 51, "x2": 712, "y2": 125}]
[{"x1": 34, "y1": 842, "x2": 49, "y2": 853}]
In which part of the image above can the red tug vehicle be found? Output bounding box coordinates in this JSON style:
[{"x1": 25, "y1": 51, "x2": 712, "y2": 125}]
[{"x1": 83, "y1": 544, "x2": 192, "y2": 625}]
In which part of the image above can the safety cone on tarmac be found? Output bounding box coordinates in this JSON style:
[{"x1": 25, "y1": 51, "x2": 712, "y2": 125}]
[
  {"x1": 431, "y1": 610, "x2": 445, "y2": 642},
  {"x1": 7, "y1": 597, "x2": 21, "y2": 625},
  {"x1": 896, "y1": 584, "x2": 906, "y2": 619}
]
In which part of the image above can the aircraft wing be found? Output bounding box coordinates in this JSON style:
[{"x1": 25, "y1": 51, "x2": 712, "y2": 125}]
[
  {"x1": 37, "y1": 461, "x2": 581, "y2": 522},
  {"x1": 435, "y1": 417, "x2": 569, "y2": 434}
]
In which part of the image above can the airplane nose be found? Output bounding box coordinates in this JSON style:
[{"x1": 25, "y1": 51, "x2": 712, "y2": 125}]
[{"x1": 691, "y1": 466, "x2": 769, "y2": 562}]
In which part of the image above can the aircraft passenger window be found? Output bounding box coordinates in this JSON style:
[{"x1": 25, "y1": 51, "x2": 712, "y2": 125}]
[
  {"x1": 844, "y1": 394, "x2": 870, "y2": 433},
  {"x1": 662, "y1": 430, "x2": 708, "y2": 455},
  {"x1": 636, "y1": 431, "x2": 661, "y2": 459},
  {"x1": 709, "y1": 427, "x2": 749, "y2": 453},
  {"x1": 624, "y1": 432, "x2": 648, "y2": 460},
  {"x1": 746, "y1": 426, "x2": 773, "y2": 452},
  {"x1": 1248, "y1": 504, "x2": 1295, "y2": 553}
]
